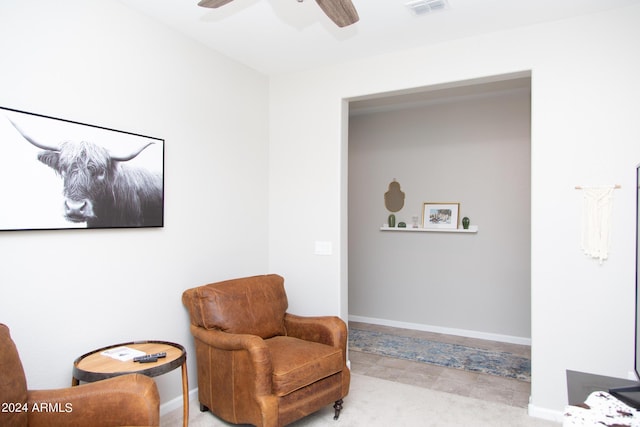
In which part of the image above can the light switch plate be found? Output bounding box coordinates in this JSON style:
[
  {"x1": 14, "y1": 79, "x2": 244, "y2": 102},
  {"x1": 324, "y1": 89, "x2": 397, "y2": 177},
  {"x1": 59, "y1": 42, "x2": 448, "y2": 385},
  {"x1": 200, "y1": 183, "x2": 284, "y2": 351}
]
[{"x1": 314, "y1": 241, "x2": 333, "y2": 255}]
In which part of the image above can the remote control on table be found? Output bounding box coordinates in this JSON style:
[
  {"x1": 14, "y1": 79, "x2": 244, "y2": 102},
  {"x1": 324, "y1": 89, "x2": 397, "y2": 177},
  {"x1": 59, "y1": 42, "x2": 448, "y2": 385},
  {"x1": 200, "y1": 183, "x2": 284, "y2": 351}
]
[{"x1": 134, "y1": 352, "x2": 167, "y2": 363}]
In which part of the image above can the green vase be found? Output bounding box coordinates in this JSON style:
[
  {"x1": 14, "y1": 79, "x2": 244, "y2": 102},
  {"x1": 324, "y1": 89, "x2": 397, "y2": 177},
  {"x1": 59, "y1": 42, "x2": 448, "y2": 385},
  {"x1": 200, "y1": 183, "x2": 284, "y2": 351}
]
[
  {"x1": 462, "y1": 217, "x2": 470, "y2": 229},
  {"x1": 388, "y1": 214, "x2": 396, "y2": 227}
]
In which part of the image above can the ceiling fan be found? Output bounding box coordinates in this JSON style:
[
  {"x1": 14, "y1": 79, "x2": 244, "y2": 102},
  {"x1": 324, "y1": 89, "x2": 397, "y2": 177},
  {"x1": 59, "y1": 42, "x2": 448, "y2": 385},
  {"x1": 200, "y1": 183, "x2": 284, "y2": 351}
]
[{"x1": 197, "y1": 0, "x2": 359, "y2": 28}]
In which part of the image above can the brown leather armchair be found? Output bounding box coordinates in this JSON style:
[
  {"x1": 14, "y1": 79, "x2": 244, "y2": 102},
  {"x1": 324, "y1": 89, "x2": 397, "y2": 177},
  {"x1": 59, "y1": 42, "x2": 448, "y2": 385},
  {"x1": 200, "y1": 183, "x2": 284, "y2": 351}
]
[
  {"x1": 0, "y1": 323, "x2": 160, "y2": 427},
  {"x1": 182, "y1": 274, "x2": 350, "y2": 427}
]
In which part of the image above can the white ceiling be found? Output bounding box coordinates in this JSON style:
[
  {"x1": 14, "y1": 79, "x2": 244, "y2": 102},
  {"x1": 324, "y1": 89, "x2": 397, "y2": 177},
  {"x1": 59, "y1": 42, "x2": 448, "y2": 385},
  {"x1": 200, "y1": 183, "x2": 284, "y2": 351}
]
[{"x1": 117, "y1": 0, "x2": 639, "y2": 75}]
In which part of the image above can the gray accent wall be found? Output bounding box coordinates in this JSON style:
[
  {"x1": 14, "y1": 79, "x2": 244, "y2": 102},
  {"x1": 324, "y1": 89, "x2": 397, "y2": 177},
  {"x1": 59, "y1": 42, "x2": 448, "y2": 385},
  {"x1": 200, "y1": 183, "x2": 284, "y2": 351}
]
[{"x1": 348, "y1": 83, "x2": 532, "y2": 341}]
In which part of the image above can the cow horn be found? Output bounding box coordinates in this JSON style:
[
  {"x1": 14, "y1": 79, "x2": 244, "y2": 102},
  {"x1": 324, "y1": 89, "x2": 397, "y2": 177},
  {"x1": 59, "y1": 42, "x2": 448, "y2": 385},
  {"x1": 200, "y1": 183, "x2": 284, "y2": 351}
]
[
  {"x1": 110, "y1": 141, "x2": 155, "y2": 162},
  {"x1": 8, "y1": 118, "x2": 60, "y2": 151}
]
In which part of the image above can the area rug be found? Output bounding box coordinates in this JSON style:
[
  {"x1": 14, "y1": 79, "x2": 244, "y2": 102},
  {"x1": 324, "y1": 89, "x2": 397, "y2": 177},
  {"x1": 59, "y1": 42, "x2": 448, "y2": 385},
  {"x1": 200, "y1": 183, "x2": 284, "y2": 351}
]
[{"x1": 349, "y1": 328, "x2": 531, "y2": 382}]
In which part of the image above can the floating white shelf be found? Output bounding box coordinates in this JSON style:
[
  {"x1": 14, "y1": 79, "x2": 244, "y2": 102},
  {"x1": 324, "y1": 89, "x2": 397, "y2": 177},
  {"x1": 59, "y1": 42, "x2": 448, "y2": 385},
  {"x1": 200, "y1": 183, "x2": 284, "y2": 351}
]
[{"x1": 380, "y1": 225, "x2": 478, "y2": 233}]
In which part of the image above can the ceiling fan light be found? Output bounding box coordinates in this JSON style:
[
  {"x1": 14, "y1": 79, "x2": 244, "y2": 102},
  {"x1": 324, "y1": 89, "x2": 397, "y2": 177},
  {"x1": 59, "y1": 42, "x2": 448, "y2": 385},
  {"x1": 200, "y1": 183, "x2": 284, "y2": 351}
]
[{"x1": 405, "y1": 0, "x2": 450, "y2": 16}]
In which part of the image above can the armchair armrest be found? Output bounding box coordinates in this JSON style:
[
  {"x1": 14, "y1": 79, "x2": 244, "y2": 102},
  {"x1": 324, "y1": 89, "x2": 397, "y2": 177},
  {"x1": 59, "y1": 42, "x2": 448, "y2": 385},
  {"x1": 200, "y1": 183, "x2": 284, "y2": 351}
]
[
  {"x1": 190, "y1": 324, "x2": 267, "y2": 352},
  {"x1": 27, "y1": 374, "x2": 159, "y2": 427},
  {"x1": 284, "y1": 314, "x2": 348, "y2": 361},
  {"x1": 189, "y1": 325, "x2": 273, "y2": 396}
]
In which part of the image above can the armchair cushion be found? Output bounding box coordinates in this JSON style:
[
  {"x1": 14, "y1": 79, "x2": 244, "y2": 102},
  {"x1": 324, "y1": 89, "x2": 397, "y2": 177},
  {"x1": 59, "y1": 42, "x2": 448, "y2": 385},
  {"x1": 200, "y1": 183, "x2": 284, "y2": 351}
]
[
  {"x1": 182, "y1": 274, "x2": 287, "y2": 339},
  {"x1": 266, "y1": 336, "x2": 344, "y2": 397}
]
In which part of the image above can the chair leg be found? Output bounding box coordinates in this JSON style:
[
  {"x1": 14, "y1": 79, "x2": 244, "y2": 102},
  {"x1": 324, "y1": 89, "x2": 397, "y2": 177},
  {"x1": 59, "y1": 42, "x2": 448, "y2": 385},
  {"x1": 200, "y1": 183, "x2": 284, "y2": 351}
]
[{"x1": 333, "y1": 399, "x2": 343, "y2": 420}]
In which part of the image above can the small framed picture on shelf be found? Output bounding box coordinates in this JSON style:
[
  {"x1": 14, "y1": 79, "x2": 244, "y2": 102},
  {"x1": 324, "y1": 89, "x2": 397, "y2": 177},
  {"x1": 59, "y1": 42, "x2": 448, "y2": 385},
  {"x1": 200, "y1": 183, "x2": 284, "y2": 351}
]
[{"x1": 422, "y1": 202, "x2": 460, "y2": 229}]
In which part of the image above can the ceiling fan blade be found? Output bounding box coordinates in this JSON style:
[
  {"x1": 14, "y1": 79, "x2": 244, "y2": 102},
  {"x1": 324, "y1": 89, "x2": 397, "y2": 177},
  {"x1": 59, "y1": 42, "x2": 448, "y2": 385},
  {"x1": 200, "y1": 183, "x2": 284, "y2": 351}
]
[
  {"x1": 198, "y1": 0, "x2": 234, "y2": 8},
  {"x1": 315, "y1": 0, "x2": 359, "y2": 27}
]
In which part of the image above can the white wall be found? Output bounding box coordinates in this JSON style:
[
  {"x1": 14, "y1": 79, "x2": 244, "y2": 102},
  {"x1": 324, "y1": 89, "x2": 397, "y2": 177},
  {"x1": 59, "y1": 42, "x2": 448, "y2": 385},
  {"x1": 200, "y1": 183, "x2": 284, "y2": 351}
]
[
  {"x1": 0, "y1": 0, "x2": 269, "y2": 411},
  {"x1": 348, "y1": 86, "x2": 531, "y2": 342},
  {"x1": 269, "y1": 4, "x2": 640, "y2": 418}
]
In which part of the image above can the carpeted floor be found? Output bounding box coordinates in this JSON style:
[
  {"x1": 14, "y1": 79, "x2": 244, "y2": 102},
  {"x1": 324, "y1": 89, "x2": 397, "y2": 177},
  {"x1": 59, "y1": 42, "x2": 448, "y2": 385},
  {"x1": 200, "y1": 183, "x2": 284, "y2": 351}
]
[
  {"x1": 348, "y1": 327, "x2": 531, "y2": 382},
  {"x1": 160, "y1": 373, "x2": 559, "y2": 427}
]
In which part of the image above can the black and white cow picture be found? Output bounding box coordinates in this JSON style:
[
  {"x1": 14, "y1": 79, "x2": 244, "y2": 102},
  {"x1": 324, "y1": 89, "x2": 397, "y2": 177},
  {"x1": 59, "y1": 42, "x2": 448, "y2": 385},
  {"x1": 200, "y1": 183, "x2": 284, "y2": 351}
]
[{"x1": 3, "y1": 111, "x2": 163, "y2": 229}]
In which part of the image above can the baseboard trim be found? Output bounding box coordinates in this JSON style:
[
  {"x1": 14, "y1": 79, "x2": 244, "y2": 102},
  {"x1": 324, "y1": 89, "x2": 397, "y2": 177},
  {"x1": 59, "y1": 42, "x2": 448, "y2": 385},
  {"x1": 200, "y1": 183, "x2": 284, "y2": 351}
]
[
  {"x1": 528, "y1": 403, "x2": 564, "y2": 423},
  {"x1": 160, "y1": 387, "x2": 198, "y2": 416},
  {"x1": 348, "y1": 315, "x2": 532, "y2": 346}
]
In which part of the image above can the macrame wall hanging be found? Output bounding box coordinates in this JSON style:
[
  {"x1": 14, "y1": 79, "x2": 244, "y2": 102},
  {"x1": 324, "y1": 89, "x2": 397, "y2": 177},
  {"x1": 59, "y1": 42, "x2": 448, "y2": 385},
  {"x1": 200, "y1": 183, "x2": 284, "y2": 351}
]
[{"x1": 575, "y1": 184, "x2": 621, "y2": 264}]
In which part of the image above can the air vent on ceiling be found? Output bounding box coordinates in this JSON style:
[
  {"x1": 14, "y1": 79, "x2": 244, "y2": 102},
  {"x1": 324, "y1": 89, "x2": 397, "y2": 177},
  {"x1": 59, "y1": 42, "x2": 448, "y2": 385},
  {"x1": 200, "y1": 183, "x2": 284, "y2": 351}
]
[{"x1": 405, "y1": 0, "x2": 450, "y2": 15}]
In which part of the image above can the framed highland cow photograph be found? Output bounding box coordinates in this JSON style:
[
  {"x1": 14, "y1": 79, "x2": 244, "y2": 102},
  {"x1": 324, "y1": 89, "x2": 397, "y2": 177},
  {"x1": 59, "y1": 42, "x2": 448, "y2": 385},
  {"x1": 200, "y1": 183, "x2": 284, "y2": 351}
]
[{"x1": 0, "y1": 106, "x2": 164, "y2": 231}]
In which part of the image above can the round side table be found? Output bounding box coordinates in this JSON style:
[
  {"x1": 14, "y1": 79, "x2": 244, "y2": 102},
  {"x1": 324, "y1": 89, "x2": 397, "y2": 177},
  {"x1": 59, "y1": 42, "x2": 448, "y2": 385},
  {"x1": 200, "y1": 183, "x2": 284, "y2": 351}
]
[{"x1": 72, "y1": 340, "x2": 188, "y2": 427}]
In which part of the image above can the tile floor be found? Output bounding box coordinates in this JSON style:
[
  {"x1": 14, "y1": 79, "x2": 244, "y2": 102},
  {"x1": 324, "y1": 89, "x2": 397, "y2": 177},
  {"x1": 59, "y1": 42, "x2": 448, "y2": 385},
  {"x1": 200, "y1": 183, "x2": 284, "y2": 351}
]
[{"x1": 348, "y1": 321, "x2": 531, "y2": 408}]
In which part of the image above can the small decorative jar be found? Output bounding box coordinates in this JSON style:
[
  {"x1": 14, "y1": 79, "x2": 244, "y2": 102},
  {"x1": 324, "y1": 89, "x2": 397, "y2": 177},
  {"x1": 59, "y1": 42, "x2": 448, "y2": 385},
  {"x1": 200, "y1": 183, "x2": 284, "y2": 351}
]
[{"x1": 462, "y1": 217, "x2": 470, "y2": 230}]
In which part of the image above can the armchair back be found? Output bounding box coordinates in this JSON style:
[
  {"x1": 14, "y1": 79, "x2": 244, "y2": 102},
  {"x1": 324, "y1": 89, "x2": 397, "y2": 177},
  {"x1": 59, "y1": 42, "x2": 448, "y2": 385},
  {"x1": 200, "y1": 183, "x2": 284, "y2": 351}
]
[{"x1": 182, "y1": 274, "x2": 288, "y2": 339}]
